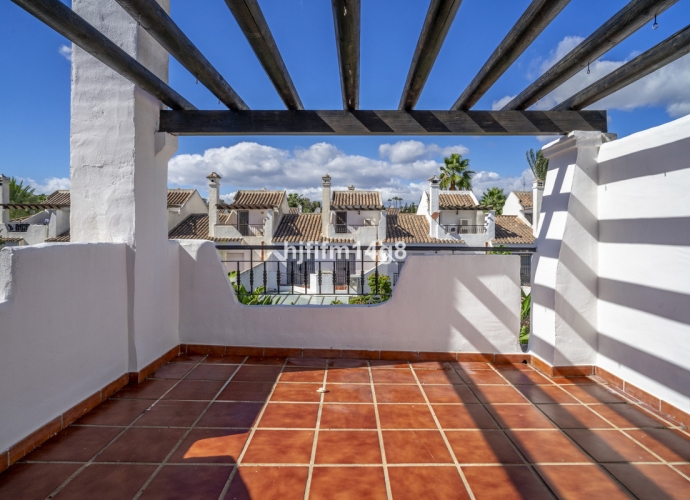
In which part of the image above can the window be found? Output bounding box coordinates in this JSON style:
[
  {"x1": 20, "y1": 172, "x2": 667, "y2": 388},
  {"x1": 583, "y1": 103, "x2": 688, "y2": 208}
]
[
  {"x1": 525, "y1": 213, "x2": 533, "y2": 224},
  {"x1": 237, "y1": 210, "x2": 249, "y2": 236},
  {"x1": 335, "y1": 211, "x2": 347, "y2": 233}
]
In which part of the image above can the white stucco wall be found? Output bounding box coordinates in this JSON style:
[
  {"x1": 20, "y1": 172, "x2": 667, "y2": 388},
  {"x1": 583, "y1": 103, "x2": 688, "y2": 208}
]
[
  {"x1": 0, "y1": 243, "x2": 129, "y2": 453},
  {"x1": 178, "y1": 240, "x2": 521, "y2": 354}
]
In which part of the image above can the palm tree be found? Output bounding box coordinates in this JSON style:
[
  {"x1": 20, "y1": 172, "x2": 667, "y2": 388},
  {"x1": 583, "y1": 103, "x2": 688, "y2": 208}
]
[
  {"x1": 480, "y1": 187, "x2": 507, "y2": 215},
  {"x1": 439, "y1": 154, "x2": 474, "y2": 191},
  {"x1": 9, "y1": 177, "x2": 46, "y2": 220},
  {"x1": 526, "y1": 149, "x2": 549, "y2": 181}
]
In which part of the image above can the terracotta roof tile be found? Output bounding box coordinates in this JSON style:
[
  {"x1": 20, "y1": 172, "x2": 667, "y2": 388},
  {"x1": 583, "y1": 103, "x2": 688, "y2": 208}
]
[
  {"x1": 272, "y1": 214, "x2": 354, "y2": 243},
  {"x1": 386, "y1": 208, "x2": 399, "y2": 215},
  {"x1": 493, "y1": 215, "x2": 535, "y2": 245},
  {"x1": 385, "y1": 214, "x2": 460, "y2": 244},
  {"x1": 226, "y1": 190, "x2": 285, "y2": 209},
  {"x1": 168, "y1": 214, "x2": 242, "y2": 242},
  {"x1": 515, "y1": 191, "x2": 533, "y2": 208},
  {"x1": 45, "y1": 230, "x2": 70, "y2": 243},
  {"x1": 44, "y1": 190, "x2": 71, "y2": 205},
  {"x1": 0, "y1": 236, "x2": 25, "y2": 243},
  {"x1": 288, "y1": 206, "x2": 300, "y2": 214},
  {"x1": 167, "y1": 189, "x2": 195, "y2": 207},
  {"x1": 331, "y1": 191, "x2": 384, "y2": 210},
  {"x1": 438, "y1": 192, "x2": 491, "y2": 210}
]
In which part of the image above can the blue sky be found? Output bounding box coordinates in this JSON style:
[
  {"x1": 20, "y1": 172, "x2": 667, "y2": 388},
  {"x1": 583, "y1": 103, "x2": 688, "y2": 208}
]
[{"x1": 1, "y1": 0, "x2": 689, "y2": 202}]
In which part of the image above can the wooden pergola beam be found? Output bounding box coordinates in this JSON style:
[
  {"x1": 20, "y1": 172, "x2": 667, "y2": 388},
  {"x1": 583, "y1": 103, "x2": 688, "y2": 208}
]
[
  {"x1": 452, "y1": 0, "x2": 570, "y2": 110},
  {"x1": 398, "y1": 0, "x2": 463, "y2": 111},
  {"x1": 554, "y1": 25, "x2": 690, "y2": 111},
  {"x1": 114, "y1": 0, "x2": 247, "y2": 111},
  {"x1": 159, "y1": 109, "x2": 607, "y2": 136},
  {"x1": 225, "y1": 0, "x2": 303, "y2": 110},
  {"x1": 503, "y1": 0, "x2": 679, "y2": 110},
  {"x1": 11, "y1": 0, "x2": 195, "y2": 111},
  {"x1": 331, "y1": 0, "x2": 361, "y2": 110}
]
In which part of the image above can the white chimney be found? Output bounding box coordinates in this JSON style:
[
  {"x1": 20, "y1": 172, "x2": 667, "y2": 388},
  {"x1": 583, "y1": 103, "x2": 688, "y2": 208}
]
[
  {"x1": 532, "y1": 179, "x2": 544, "y2": 237},
  {"x1": 207, "y1": 172, "x2": 221, "y2": 238},
  {"x1": 322, "y1": 174, "x2": 331, "y2": 238},
  {"x1": 0, "y1": 174, "x2": 9, "y2": 225},
  {"x1": 428, "y1": 175, "x2": 440, "y2": 238}
]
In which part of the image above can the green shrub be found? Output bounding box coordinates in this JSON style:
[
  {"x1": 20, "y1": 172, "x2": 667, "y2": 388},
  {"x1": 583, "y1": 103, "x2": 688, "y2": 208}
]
[{"x1": 520, "y1": 290, "x2": 531, "y2": 344}]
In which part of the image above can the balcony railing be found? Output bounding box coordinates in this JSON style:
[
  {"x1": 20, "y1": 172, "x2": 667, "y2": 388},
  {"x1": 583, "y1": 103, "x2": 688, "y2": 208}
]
[
  {"x1": 232, "y1": 224, "x2": 264, "y2": 237},
  {"x1": 7, "y1": 223, "x2": 30, "y2": 232},
  {"x1": 334, "y1": 223, "x2": 377, "y2": 234},
  {"x1": 442, "y1": 224, "x2": 486, "y2": 234}
]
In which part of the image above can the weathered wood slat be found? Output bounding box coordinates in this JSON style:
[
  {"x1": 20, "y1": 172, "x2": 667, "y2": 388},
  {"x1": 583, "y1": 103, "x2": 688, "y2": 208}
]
[
  {"x1": 11, "y1": 0, "x2": 195, "y2": 110},
  {"x1": 452, "y1": 0, "x2": 570, "y2": 110},
  {"x1": 332, "y1": 0, "x2": 360, "y2": 110},
  {"x1": 399, "y1": 0, "x2": 464, "y2": 110},
  {"x1": 159, "y1": 110, "x2": 607, "y2": 136},
  {"x1": 114, "y1": 0, "x2": 247, "y2": 111},
  {"x1": 225, "y1": 0, "x2": 302, "y2": 110},
  {"x1": 503, "y1": 0, "x2": 679, "y2": 110},
  {"x1": 554, "y1": 24, "x2": 690, "y2": 111}
]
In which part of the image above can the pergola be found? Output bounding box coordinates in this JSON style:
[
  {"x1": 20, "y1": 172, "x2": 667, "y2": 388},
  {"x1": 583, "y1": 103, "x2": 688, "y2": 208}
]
[{"x1": 12, "y1": 0, "x2": 690, "y2": 136}]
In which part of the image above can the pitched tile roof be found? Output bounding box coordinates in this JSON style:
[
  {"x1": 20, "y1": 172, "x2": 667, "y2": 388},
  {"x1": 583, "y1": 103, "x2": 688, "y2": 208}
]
[
  {"x1": 226, "y1": 190, "x2": 285, "y2": 209},
  {"x1": 168, "y1": 213, "x2": 242, "y2": 242},
  {"x1": 331, "y1": 191, "x2": 384, "y2": 210},
  {"x1": 514, "y1": 191, "x2": 533, "y2": 208},
  {"x1": 272, "y1": 213, "x2": 354, "y2": 243},
  {"x1": 288, "y1": 206, "x2": 300, "y2": 214},
  {"x1": 386, "y1": 208, "x2": 400, "y2": 215},
  {"x1": 385, "y1": 214, "x2": 461, "y2": 244},
  {"x1": 493, "y1": 215, "x2": 535, "y2": 245},
  {"x1": 0, "y1": 236, "x2": 25, "y2": 243},
  {"x1": 167, "y1": 189, "x2": 195, "y2": 208},
  {"x1": 45, "y1": 230, "x2": 70, "y2": 243},
  {"x1": 44, "y1": 190, "x2": 71, "y2": 205},
  {"x1": 438, "y1": 192, "x2": 491, "y2": 210}
]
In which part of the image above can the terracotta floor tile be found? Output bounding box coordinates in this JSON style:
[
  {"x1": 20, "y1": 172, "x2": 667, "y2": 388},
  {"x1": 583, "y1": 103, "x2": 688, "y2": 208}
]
[
  {"x1": 410, "y1": 361, "x2": 453, "y2": 370},
  {"x1": 462, "y1": 465, "x2": 552, "y2": 500},
  {"x1": 371, "y1": 368, "x2": 416, "y2": 384},
  {"x1": 185, "y1": 364, "x2": 239, "y2": 381},
  {"x1": 374, "y1": 384, "x2": 425, "y2": 403},
  {"x1": 535, "y1": 465, "x2": 632, "y2": 499},
  {"x1": 258, "y1": 403, "x2": 319, "y2": 428},
  {"x1": 377, "y1": 404, "x2": 437, "y2": 429},
  {"x1": 76, "y1": 399, "x2": 152, "y2": 426},
  {"x1": 589, "y1": 404, "x2": 666, "y2": 428},
  {"x1": 370, "y1": 360, "x2": 410, "y2": 369},
  {"x1": 286, "y1": 357, "x2": 329, "y2": 368},
  {"x1": 432, "y1": 404, "x2": 498, "y2": 429},
  {"x1": 414, "y1": 369, "x2": 464, "y2": 385},
  {"x1": 170, "y1": 354, "x2": 205, "y2": 363},
  {"x1": 382, "y1": 430, "x2": 453, "y2": 464},
  {"x1": 500, "y1": 369, "x2": 552, "y2": 385},
  {"x1": 139, "y1": 464, "x2": 232, "y2": 500},
  {"x1": 323, "y1": 384, "x2": 373, "y2": 403},
  {"x1": 328, "y1": 359, "x2": 369, "y2": 368},
  {"x1": 134, "y1": 400, "x2": 207, "y2": 427},
  {"x1": 626, "y1": 428, "x2": 690, "y2": 462},
  {"x1": 388, "y1": 466, "x2": 470, "y2": 500},
  {"x1": 315, "y1": 430, "x2": 382, "y2": 464},
  {"x1": 96, "y1": 427, "x2": 186, "y2": 463},
  {"x1": 469, "y1": 385, "x2": 528, "y2": 404},
  {"x1": 515, "y1": 385, "x2": 579, "y2": 404},
  {"x1": 279, "y1": 368, "x2": 325, "y2": 383},
  {"x1": 271, "y1": 383, "x2": 323, "y2": 403},
  {"x1": 151, "y1": 362, "x2": 194, "y2": 380},
  {"x1": 203, "y1": 355, "x2": 247, "y2": 364},
  {"x1": 162, "y1": 379, "x2": 225, "y2": 401},
  {"x1": 0, "y1": 463, "x2": 81, "y2": 500},
  {"x1": 423, "y1": 385, "x2": 480, "y2": 404},
  {"x1": 111, "y1": 379, "x2": 176, "y2": 400},
  {"x1": 242, "y1": 430, "x2": 314, "y2": 464},
  {"x1": 493, "y1": 363, "x2": 532, "y2": 371},
  {"x1": 326, "y1": 368, "x2": 370, "y2": 383},
  {"x1": 507, "y1": 430, "x2": 593, "y2": 463},
  {"x1": 225, "y1": 465, "x2": 308, "y2": 500},
  {"x1": 218, "y1": 382, "x2": 274, "y2": 402},
  {"x1": 458, "y1": 370, "x2": 507, "y2": 385},
  {"x1": 52, "y1": 464, "x2": 156, "y2": 500},
  {"x1": 537, "y1": 404, "x2": 614, "y2": 429},
  {"x1": 562, "y1": 384, "x2": 626, "y2": 404},
  {"x1": 319, "y1": 404, "x2": 377, "y2": 429},
  {"x1": 551, "y1": 376, "x2": 598, "y2": 385},
  {"x1": 169, "y1": 429, "x2": 249, "y2": 464},
  {"x1": 446, "y1": 430, "x2": 523, "y2": 464},
  {"x1": 675, "y1": 464, "x2": 690, "y2": 476},
  {"x1": 197, "y1": 402, "x2": 264, "y2": 428},
  {"x1": 452, "y1": 362, "x2": 493, "y2": 371},
  {"x1": 486, "y1": 405, "x2": 556, "y2": 429},
  {"x1": 565, "y1": 429, "x2": 660, "y2": 463},
  {"x1": 604, "y1": 464, "x2": 690, "y2": 500},
  {"x1": 244, "y1": 356, "x2": 286, "y2": 365},
  {"x1": 24, "y1": 426, "x2": 122, "y2": 462},
  {"x1": 232, "y1": 366, "x2": 282, "y2": 383},
  {"x1": 308, "y1": 466, "x2": 387, "y2": 500}
]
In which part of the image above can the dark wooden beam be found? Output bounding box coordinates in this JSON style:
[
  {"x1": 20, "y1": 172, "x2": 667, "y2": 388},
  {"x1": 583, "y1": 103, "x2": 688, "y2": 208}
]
[
  {"x1": 159, "y1": 109, "x2": 607, "y2": 136},
  {"x1": 11, "y1": 0, "x2": 195, "y2": 110},
  {"x1": 503, "y1": 0, "x2": 679, "y2": 110},
  {"x1": 332, "y1": 0, "x2": 360, "y2": 110},
  {"x1": 554, "y1": 25, "x2": 690, "y2": 110},
  {"x1": 399, "y1": 0, "x2": 463, "y2": 110},
  {"x1": 114, "y1": 0, "x2": 247, "y2": 111},
  {"x1": 225, "y1": 0, "x2": 303, "y2": 110},
  {"x1": 452, "y1": 0, "x2": 570, "y2": 110}
]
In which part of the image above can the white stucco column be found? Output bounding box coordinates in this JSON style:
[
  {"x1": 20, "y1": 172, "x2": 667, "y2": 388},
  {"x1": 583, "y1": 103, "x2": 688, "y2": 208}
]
[
  {"x1": 428, "y1": 175, "x2": 440, "y2": 238},
  {"x1": 70, "y1": 0, "x2": 179, "y2": 372},
  {"x1": 322, "y1": 174, "x2": 331, "y2": 238},
  {"x1": 530, "y1": 131, "x2": 616, "y2": 368},
  {"x1": 0, "y1": 175, "x2": 9, "y2": 225},
  {"x1": 207, "y1": 172, "x2": 221, "y2": 238},
  {"x1": 532, "y1": 180, "x2": 544, "y2": 237}
]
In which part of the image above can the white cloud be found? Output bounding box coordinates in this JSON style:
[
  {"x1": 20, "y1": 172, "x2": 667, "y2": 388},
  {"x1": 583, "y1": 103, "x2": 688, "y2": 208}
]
[
  {"x1": 378, "y1": 140, "x2": 468, "y2": 163},
  {"x1": 20, "y1": 177, "x2": 71, "y2": 195},
  {"x1": 58, "y1": 45, "x2": 72, "y2": 62},
  {"x1": 491, "y1": 95, "x2": 515, "y2": 111},
  {"x1": 472, "y1": 169, "x2": 535, "y2": 198},
  {"x1": 540, "y1": 36, "x2": 584, "y2": 74}
]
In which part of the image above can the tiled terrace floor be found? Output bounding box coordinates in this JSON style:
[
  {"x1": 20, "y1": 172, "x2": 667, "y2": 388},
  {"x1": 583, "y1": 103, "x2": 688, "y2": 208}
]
[{"x1": 2, "y1": 355, "x2": 690, "y2": 499}]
